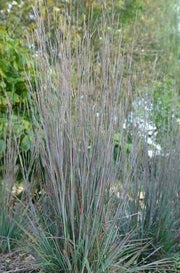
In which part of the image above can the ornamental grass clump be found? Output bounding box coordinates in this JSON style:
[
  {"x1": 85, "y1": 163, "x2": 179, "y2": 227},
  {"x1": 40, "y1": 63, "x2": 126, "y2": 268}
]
[
  {"x1": 0, "y1": 122, "x2": 25, "y2": 254},
  {"x1": 117, "y1": 125, "x2": 180, "y2": 257},
  {"x1": 22, "y1": 8, "x2": 174, "y2": 272}
]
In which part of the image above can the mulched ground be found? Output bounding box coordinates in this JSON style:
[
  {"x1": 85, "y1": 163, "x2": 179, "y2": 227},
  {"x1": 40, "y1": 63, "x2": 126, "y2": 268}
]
[
  {"x1": 0, "y1": 251, "x2": 40, "y2": 273},
  {"x1": 0, "y1": 251, "x2": 178, "y2": 273}
]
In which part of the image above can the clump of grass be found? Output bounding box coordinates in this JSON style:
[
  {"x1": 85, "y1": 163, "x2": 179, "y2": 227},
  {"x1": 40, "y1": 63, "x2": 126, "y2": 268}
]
[
  {"x1": 118, "y1": 118, "x2": 180, "y2": 257},
  {"x1": 0, "y1": 123, "x2": 26, "y2": 253},
  {"x1": 21, "y1": 7, "x2": 175, "y2": 272}
]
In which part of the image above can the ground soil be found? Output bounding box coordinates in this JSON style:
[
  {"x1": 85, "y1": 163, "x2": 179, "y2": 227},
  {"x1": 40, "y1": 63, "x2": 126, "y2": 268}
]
[{"x1": 0, "y1": 251, "x2": 39, "y2": 273}]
